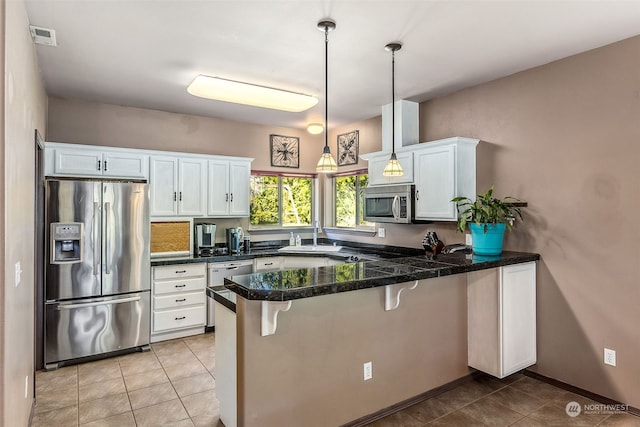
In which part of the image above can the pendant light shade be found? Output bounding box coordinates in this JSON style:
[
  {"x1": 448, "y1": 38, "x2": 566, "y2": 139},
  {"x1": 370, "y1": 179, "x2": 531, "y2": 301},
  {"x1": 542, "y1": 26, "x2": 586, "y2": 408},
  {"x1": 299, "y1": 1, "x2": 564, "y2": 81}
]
[
  {"x1": 316, "y1": 19, "x2": 338, "y2": 173},
  {"x1": 383, "y1": 42, "x2": 404, "y2": 177},
  {"x1": 383, "y1": 152, "x2": 404, "y2": 176}
]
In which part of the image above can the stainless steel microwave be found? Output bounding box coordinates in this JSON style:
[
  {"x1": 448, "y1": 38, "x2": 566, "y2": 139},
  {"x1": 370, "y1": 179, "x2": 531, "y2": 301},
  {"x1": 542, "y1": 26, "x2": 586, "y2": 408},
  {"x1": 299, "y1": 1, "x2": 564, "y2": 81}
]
[{"x1": 363, "y1": 184, "x2": 416, "y2": 223}]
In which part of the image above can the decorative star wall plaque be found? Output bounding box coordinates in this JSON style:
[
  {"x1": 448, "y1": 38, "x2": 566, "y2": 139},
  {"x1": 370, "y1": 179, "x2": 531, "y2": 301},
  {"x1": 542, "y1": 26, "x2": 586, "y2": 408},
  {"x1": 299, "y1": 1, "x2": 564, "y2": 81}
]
[
  {"x1": 337, "y1": 130, "x2": 359, "y2": 166},
  {"x1": 270, "y1": 134, "x2": 299, "y2": 168}
]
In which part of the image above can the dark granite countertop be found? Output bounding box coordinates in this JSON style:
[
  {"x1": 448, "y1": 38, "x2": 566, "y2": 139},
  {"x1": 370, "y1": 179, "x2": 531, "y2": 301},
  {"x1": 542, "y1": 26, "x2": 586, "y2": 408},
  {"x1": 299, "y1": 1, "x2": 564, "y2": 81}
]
[
  {"x1": 150, "y1": 240, "x2": 416, "y2": 266},
  {"x1": 224, "y1": 251, "x2": 540, "y2": 301},
  {"x1": 207, "y1": 286, "x2": 237, "y2": 313}
]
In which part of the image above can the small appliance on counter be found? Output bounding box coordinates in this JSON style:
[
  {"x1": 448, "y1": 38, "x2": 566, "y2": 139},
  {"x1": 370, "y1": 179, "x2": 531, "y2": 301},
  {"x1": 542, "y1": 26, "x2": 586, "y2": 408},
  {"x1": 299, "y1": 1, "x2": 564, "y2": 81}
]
[
  {"x1": 195, "y1": 223, "x2": 217, "y2": 257},
  {"x1": 226, "y1": 227, "x2": 244, "y2": 254},
  {"x1": 243, "y1": 234, "x2": 251, "y2": 253}
]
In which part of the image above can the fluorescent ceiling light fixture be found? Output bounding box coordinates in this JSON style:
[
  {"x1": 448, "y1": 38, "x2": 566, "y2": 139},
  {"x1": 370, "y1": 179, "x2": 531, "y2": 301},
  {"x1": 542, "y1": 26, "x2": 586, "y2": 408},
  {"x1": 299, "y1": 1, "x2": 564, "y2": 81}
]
[
  {"x1": 307, "y1": 123, "x2": 324, "y2": 134},
  {"x1": 187, "y1": 75, "x2": 318, "y2": 112}
]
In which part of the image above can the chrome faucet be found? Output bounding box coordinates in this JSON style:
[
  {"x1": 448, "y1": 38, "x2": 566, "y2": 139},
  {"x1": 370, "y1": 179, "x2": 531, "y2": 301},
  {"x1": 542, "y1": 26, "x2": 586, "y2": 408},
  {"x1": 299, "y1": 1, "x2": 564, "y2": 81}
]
[{"x1": 313, "y1": 220, "x2": 320, "y2": 247}]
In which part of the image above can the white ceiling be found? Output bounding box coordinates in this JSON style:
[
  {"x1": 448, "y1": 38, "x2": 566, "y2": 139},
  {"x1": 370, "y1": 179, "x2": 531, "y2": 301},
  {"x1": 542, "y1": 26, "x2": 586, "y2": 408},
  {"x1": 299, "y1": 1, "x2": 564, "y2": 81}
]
[{"x1": 24, "y1": 0, "x2": 640, "y2": 130}]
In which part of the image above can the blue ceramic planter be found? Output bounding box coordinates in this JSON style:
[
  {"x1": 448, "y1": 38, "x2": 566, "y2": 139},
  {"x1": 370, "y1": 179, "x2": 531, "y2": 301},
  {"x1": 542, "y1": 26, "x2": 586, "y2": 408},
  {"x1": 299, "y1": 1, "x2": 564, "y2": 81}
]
[{"x1": 469, "y1": 223, "x2": 506, "y2": 256}]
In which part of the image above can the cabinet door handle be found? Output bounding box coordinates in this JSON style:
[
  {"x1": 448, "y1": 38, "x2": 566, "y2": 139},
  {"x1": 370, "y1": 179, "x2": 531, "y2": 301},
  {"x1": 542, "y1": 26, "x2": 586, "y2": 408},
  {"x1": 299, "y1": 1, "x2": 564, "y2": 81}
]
[
  {"x1": 97, "y1": 160, "x2": 101, "y2": 171},
  {"x1": 104, "y1": 161, "x2": 108, "y2": 172},
  {"x1": 415, "y1": 190, "x2": 419, "y2": 201},
  {"x1": 175, "y1": 316, "x2": 186, "y2": 320},
  {"x1": 175, "y1": 298, "x2": 186, "y2": 302},
  {"x1": 179, "y1": 191, "x2": 182, "y2": 201},
  {"x1": 173, "y1": 192, "x2": 177, "y2": 201},
  {"x1": 264, "y1": 262, "x2": 273, "y2": 266},
  {"x1": 175, "y1": 284, "x2": 186, "y2": 288},
  {"x1": 225, "y1": 193, "x2": 229, "y2": 202},
  {"x1": 230, "y1": 193, "x2": 233, "y2": 202},
  {"x1": 175, "y1": 270, "x2": 186, "y2": 273}
]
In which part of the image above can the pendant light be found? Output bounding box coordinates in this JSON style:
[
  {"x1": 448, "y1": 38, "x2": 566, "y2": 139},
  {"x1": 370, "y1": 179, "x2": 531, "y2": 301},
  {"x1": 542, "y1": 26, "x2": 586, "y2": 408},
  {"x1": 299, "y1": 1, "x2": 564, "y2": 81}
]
[
  {"x1": 383, "y1": 42, "x2": 404, "y2": 177},
  {"x1": 316, "y1": 19, "x2": 338, "y2": 173}
]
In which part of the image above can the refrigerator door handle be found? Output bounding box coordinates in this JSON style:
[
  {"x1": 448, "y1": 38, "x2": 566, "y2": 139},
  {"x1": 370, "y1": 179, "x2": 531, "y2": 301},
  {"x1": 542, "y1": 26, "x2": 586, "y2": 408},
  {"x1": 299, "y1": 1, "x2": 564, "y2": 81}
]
[
  {"x1": 55, "y1": 295, "x2": 141, "y2": 310},
  {"x1": 93, "y1": 202, "x2": 100, "y2": 276},
  {"x1": 105, "y1": 201, "x2": 111, "y2": 275}
]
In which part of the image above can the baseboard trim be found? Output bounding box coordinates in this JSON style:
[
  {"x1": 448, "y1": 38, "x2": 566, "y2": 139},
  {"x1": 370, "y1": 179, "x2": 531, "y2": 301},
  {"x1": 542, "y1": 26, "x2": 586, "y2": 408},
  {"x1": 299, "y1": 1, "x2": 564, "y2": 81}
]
[
  {"x1": 523, "y1": 370, "x2": 640, "y2": 417},
  {"x1": 340, "y1": 372, "x2": 481, "y2": 427}
]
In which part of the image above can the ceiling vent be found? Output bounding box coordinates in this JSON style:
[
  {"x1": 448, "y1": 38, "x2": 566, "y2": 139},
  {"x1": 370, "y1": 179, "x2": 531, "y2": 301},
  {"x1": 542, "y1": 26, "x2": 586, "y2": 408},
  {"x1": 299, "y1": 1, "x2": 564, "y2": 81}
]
[{"x1": 29, "y1": 25, "x2": 57, "y2": 46}]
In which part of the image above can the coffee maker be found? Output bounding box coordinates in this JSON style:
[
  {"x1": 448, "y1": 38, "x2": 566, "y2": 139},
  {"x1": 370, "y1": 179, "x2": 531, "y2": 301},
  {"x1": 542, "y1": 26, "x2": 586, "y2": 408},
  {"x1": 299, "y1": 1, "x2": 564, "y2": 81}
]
[
  {"x1": 195, "y1": 223, "x2": 216, "y2": 257},
  {"x1": 226, "y1": 227, "x2": 243, "y2": 254}
]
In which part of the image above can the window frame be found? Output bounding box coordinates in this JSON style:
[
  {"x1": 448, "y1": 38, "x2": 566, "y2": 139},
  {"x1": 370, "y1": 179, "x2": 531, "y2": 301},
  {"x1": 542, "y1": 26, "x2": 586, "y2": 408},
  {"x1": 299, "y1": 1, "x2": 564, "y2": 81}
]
[
  {"x1": 332, "y1": 169, "x2": 372, "y2": 230},
  {"x1": 249, "y1": 171, "x2": 316, "y2": 229}
]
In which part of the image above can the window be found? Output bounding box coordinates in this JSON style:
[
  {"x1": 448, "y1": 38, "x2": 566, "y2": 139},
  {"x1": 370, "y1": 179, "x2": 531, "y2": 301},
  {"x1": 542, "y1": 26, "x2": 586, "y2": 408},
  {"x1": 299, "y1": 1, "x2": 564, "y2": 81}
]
[
  {"x1": 334, "y1": 171, "x2": 371, "y2": 228},
  {"x1": 250, "y1": 173, "x2": 313, "y2": 227}
]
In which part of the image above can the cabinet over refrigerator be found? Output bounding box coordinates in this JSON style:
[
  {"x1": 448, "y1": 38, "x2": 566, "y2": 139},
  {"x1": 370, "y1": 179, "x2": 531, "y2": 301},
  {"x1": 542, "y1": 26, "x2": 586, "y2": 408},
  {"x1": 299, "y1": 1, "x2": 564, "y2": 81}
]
[{"x1": 44, "y1": 179, "x2": 150, "y2": 369}]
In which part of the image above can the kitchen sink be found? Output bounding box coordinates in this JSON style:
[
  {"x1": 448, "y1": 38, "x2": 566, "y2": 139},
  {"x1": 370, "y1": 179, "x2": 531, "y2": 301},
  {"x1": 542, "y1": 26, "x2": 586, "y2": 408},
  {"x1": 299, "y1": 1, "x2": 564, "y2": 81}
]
[{"x1": 278, "y1": 245, "x2": 343, "y2": 253}]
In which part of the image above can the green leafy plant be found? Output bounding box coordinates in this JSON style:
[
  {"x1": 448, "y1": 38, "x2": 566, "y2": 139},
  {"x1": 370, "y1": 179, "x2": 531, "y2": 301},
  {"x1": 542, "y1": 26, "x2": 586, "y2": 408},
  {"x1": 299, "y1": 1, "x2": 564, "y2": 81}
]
[{"x1": 452, "y1": 186, "x2": 524, "y2": 233}]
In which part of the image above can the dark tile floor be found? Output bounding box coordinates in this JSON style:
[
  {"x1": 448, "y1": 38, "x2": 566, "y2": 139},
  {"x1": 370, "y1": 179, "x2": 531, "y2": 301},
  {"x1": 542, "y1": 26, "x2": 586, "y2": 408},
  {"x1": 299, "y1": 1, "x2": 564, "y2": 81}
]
[
  {"x1": 31, "y1": 332, "x2": 640, "y2": 426},
  {"x1": 366, "y1": 373, "x2": 640, "y2": 427}
]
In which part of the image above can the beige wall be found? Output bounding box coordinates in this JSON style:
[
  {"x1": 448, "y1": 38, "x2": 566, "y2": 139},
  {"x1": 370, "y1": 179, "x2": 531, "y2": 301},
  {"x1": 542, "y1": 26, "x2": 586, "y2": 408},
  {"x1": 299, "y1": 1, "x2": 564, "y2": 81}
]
[
  {"x1": 3, "y1": 0, "x2": 48, "y2": 425},
  {"x1": 336, "y1": 36, "x2": 640, "y2": 408},
  {"x1": 47, "y1": 97, "x2": 324, "y2": 172},
  {"x1": 0, "y1": 0, "x2": 6, "y2": 420},
  {"x1": 237, "y1": 275, "x2": 469, "y2": 426}
]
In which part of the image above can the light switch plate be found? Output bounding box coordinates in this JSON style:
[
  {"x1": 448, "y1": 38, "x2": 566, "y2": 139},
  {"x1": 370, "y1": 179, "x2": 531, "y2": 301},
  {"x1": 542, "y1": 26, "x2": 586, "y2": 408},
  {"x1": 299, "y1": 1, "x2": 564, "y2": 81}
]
[{"x1": 377, "y1": 228, "x2": 385, "y2": 238}]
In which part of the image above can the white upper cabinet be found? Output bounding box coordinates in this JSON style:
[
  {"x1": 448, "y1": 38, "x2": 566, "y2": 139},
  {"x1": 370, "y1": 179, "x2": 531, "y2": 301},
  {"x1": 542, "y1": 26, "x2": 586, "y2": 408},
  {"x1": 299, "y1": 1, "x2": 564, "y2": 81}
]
[
  {"x1": 150, "y1": 156, "x2": 206, "y2": 217},
  {"x1": 361, "y1": 137, "x2": 479, "y2": 222},
  {"x1": 414, "y1": 144, "x2": 457, "y2": 220},
  {"x1": 178, "y1": 158, "x2": 207, "y2": 216},
  {"x1": 364, "y1": 152, "x2": 414, "y2": 186},
  {"x1": 228, "y1": 161, "x2": 251, "y2": 216},
  {"x1": 414, "y1": 137, "x2": 478, "y2": 221},
  {"x1": 207, "y1": 159, "x2": 251, "y2": 217},
  {"x1": 44, "y1": 142, "x2": 253, "y2": 219},
  {"x1": 44, "y1": 143, "x2": 148, "y2": 179}
]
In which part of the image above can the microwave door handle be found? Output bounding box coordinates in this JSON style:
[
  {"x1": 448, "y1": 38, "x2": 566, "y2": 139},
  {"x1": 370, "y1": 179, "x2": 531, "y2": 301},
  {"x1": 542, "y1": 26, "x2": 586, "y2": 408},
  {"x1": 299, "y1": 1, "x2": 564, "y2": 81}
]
[{"x1": 392, "y1": 195, "x2": 400, "y2": 221}]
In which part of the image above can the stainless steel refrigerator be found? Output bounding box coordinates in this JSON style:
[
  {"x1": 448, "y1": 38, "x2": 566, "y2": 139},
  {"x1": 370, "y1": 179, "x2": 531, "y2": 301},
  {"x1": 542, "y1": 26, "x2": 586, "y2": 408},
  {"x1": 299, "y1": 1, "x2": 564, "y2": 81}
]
[{"x1": 44, "y1": 179, "x2": 150, "y2": 369}]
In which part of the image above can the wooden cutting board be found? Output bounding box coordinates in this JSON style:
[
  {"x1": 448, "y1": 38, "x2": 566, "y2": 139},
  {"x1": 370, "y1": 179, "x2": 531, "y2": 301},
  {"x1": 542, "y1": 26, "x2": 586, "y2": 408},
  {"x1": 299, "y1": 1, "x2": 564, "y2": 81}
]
[{"x1": 150, "y1": 221, "x2": 190, "y2": 254}]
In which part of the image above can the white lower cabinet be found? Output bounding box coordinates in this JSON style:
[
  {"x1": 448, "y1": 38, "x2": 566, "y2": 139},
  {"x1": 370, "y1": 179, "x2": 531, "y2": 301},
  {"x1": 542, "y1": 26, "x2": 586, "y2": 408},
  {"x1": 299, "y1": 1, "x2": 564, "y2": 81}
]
[
  {"x1": 151, "y1": 263, "x2": 206, "y2": 342},
  {"x1": 253, "y1": 257, "x2": 283, "y2": 272},
  {"x1": 467, "y1": 262, "x2": 537, "y2": 378}
]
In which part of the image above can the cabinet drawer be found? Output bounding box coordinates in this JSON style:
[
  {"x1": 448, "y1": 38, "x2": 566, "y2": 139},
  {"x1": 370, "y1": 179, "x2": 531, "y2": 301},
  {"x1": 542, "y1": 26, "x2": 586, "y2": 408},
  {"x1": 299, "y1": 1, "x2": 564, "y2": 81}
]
[
  {"x1": 154, "y1": 291, "x2": 204, "y2": 310},
  {"x1": 254, "y1": 257, "x2": 282, "y2": 272},
  {"x1": 153, "y1": 306, "x2": 205, "y2": 332},
  {"x1": 154, "y1": 277, "x2": 205, "y2": 295},
  {"x1": 153, "y1": 264, "x2": 206, "y2": 280}
]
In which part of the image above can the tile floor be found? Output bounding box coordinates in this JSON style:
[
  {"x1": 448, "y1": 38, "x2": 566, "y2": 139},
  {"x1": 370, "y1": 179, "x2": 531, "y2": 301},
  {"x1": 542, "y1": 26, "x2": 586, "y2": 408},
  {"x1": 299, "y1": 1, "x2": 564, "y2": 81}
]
[
  {"x1": 32, "y1": 332, "x2": 640, "y2": 427},
  {"x1": 367, "y1": 373, "x2": 640, "y2": 427},
  {"x1": 32, "y1": 333, "x2": 222, "y2": 427}
]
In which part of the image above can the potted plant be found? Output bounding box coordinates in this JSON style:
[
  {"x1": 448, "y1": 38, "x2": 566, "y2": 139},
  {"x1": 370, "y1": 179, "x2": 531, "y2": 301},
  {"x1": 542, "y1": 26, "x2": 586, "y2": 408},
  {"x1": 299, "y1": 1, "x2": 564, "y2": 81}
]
[{"x1": 451, "y1": 186, "x2": 524, "y2": 256}]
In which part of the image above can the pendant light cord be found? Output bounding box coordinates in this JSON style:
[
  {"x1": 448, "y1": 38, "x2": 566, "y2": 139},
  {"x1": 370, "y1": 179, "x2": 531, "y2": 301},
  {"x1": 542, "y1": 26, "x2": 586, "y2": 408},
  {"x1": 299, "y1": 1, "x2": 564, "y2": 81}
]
[
  {"x1": 391, "y1": 48, "x2": 395, "y2": 155},
  {"x1": 324, "y1": 25, "x2": 329, "y2": 150}
]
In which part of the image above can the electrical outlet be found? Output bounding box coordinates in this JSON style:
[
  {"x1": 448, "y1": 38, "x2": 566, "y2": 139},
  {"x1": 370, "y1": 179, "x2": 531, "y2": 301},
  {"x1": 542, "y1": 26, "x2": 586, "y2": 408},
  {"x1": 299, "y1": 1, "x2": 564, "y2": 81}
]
[
  {"x1": 377, "y1": 228, "x2": 385, "y2": 238},
  {"x1": 465, "y1": 234, "x2": 472, "y2": 246},
  {"x1": 363, "y1": 361, "x2": 372, "y2": 380},
  {"x1": 604, "y1": 348, "x2": 616, "y2": 366}
]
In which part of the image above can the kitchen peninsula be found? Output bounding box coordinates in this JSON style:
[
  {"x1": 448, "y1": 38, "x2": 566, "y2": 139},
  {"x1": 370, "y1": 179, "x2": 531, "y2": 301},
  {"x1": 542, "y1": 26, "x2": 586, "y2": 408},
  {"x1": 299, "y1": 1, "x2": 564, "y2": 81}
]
[{"x1": 215, "y1": 247, "x2": 539, "y2": 427}]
